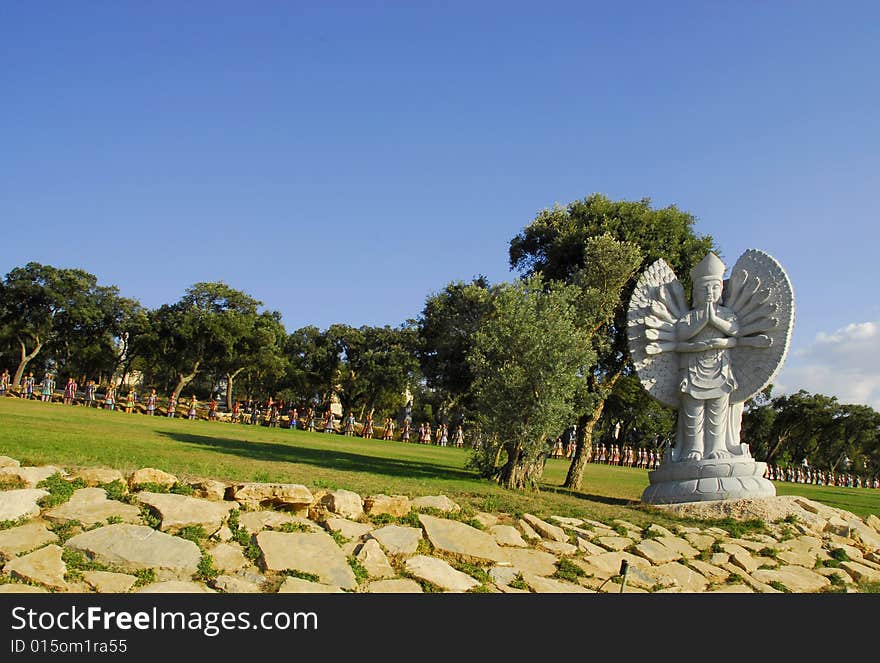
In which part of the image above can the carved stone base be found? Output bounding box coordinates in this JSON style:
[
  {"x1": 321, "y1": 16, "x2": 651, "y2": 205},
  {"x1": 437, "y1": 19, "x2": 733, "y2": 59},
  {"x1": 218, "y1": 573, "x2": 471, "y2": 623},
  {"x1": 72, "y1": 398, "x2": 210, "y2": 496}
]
[{"x1": 641, "y1": 456, "x2": 776, "y2": 505}]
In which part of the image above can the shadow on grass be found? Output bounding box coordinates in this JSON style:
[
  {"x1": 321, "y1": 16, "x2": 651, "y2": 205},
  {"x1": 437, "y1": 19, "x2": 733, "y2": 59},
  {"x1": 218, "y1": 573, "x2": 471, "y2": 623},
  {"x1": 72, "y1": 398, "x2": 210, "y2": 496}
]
[
  {"x1": 539, "y1": 484, "x2": 634, "y2": 507},
  {"x1": 157, "y1": 431, "x2": 478, "y2": 482}
]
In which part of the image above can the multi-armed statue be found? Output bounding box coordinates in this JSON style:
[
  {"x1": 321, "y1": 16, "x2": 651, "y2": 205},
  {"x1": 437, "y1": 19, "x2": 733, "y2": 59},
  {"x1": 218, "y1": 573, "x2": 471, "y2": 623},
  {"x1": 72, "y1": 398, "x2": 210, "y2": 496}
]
[{"x1": 627, "y1": 250, "x2": 795, "y2": 504}]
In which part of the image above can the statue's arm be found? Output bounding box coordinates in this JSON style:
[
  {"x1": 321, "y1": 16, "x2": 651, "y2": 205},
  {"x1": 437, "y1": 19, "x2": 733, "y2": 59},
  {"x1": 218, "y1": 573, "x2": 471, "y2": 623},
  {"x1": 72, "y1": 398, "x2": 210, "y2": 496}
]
[
  {"x1": 708, "y1": 305, "x2": 740, "y2": 337},
  {"x1": 675, "y1": 309, "x2": 708, "y2": 341}
]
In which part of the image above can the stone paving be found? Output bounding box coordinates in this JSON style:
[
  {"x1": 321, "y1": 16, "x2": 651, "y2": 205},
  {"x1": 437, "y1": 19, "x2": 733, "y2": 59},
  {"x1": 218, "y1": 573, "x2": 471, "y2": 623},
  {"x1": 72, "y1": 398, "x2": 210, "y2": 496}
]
[{"x1": 1, "y1": 458, "x2": 879, "y2": 593}]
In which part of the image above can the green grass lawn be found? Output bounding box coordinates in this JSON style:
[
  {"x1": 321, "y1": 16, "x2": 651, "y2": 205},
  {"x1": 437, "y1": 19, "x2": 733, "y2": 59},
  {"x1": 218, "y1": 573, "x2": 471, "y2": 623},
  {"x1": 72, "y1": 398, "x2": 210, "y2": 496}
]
[{"x1": 1, "y1": 397, "x2": 878, "y2": 526}]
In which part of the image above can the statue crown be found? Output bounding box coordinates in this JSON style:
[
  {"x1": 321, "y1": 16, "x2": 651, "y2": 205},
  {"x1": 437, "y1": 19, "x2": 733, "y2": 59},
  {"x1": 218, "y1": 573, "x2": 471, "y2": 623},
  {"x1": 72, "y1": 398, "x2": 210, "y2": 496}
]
[{"x1": 690, "y1": 253, "x2": 726, "y2": 281}]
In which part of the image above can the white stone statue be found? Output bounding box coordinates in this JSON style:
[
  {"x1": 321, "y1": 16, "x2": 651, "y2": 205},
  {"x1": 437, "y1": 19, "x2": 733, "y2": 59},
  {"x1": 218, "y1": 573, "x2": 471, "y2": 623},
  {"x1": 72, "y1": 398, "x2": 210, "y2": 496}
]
[{"x1": 627, "y1": 250, "x2": 794, "y2": 504}]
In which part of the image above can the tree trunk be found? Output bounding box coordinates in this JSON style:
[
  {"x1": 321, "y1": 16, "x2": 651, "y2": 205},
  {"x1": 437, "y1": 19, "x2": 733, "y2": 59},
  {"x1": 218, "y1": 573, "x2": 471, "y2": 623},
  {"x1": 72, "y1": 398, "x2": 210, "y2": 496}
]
[
  {"x1": 498, "y1": 441, "x2": 547, "y2": 490},
  {"x1": 563, "y1": 370, "x2": 622, "y2": 490},
  {"x1": 226, "y1": 367, "x2": 245, "y2": 411},
  {"x1": 171, "y1": 361, "x2": 200, "y2": 402},
  {"x1": 13, "y1": 335, "x2": 42, "y2": 388},
  {"x1": 765, "y1": 432, "x2": 790, "y2": 464}
]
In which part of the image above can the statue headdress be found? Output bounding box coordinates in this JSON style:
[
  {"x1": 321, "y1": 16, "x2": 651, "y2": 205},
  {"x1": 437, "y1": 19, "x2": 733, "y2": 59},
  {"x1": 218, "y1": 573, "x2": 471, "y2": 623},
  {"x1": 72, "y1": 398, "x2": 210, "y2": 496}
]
[{"x1": 690, "y1": 252, "x2": 726, "y2": 282}]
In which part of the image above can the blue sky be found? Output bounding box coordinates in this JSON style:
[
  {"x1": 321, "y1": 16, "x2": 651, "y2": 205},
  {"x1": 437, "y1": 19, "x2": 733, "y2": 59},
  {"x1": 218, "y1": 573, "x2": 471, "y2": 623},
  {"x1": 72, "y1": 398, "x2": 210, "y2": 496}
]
[{"x1": 2, "y1": 2, "x2": 879, "y2": 407}]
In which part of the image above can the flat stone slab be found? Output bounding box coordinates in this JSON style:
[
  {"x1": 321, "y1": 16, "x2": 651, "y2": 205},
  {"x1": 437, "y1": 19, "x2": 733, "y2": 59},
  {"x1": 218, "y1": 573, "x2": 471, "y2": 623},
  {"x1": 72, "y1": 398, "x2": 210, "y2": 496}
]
[
  {"x1": 0, "y1": 456, "x2": 21, "y2": 468},
  {"x1": 187, "y1": 478, "x2": 228, "y2": 501},
  {"x1": 404, "y1": 555, "x2": 479, "y2": 592},
  {"x1": 596, "y1": 536, "x2": 634, "y2": 552},
  {"x1": 517, "y1": 519, "x2": 542, "y2": 542},
  {"x1": 45, "y1": 488, "x2": 141, "y2": 527},
  {"x1": 0, "y1": 466, "x2": 65, "y2": 488},
  {"x1": 522, "y1": 514, "x2": 567, "y2": 542},
  {"x1": 840, "y1": 561, "x2": 880, "y2": 583},
  {"x1": 721, "y1": 543, "x2": 762, "y2": 574},
  {"x1": 0, "y1": 489, "x2": 50, "y2": 522},
  {"x1": 256, "y1": 531, "x2": 357, "y2": 590},
  {"x1": 128, "y1": 468, "x2": 178, "y2": 489},
  {"x1": 474, "y1": 512, "x2": 499, "y2": 528},
  {"x1": 324, "y1": 517, "x2": 373, "y2": 542},
  {"x1": 231, "y1": 483, "x2": 313, "y2": 513},
  {"x1": 0, "y1": 521, "x2": 58, "y2": 559},
  {"x1": 651, "y1": 562, "x2": 710, "y2": 592},
  {"x1": 656, "y1": 536, "x2": 699, "y2": 559},
  {"x1": 137, "y1": 492, "x2": 235, "y2": 533},
  {"x1": 69, "y1": 468, "x2": 125, "y2": 486},
  {"x1": 777, "y1": 550, "x2": 818, "y2": 567},
  {"x1": 355, "y1": 539, "x2": 395, "y2": 579},
  {"x1": 208, "y1": 543, "x2": 248, "y2": 572},
  {"x1": 3, "y1": 544, "x2": 67, "y2": 591},
  {"x1": 576, "y1": 538, "x2": 608, "y2": 556},
  {"x1": 573, "y1": 552, "x2": 650, "y2": 580},
  {"x1": 320, "y1": 489, "x2": 364, "y2": 520},
  {"x1": 411, "y1": 495, "x2": 460, "y2": 513},
  {"x1": 418, "y1": 514, "x2": 509, "y2": 564},
  {"x1": 238, "y1": 510, "x2": 321, "y2": 534},
  {"x1": 504, "y1": 548, "x2": 559, "y2": 577},
  {"x1": 363, "y1": 494, "x2": 411, "y2": 517},
  {"x1": 366, "y1": 578, "x2": 423, "y2": 593},
  {"x1": 489, "y1": 525, "x2": 528, "y2": 548},
  {"x1": 522, "y1": 573, "x2": 592, "y2": 593},
  {"x1": 277, "y1": 577, "x2": 345, "y2": 593},
  {"x1": 752, "y1": 565, "x2": 830, "y2": 593},
  {"x1": 633, "y1": 539, "x2": 682, "y2": 565},
  {"x1": 684, "y1": 532, "x2": 716, "y2": 551},
  {"x1": 136, "y1": 581, "x2": 215, "y2": 593},
  {"x1": 369, "y1": 524, "x2": 423, "y2": 555},
  {"x1": 65, "y1": 523, "x2": 201, "y2": 576},
  {"x1": 540, "y1": 540, "x2": 579, "y2": 556},
  {"x1": 549, "y1": 516, "x2": 584, "y2": 527},
  {"x1": 82, "y1": 571, "x2": 138, "y2": 593},
  {"x1": 212, "y1": 575, "x2": 262, "y2": 593},
  {"x1": 0, "y1": 583, "x2": 49, "y2": 593},
  {"x1": 688, "y1": 559, "x2": 730, "y2": 582}
]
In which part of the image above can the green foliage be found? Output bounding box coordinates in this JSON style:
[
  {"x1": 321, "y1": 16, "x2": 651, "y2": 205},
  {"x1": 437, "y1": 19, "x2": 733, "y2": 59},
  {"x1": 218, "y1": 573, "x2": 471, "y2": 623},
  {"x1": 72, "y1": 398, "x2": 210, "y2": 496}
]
[
  {"x1": 61, "y1": 548, "x2": 110, "y2": 573},
  {"x1": 100, "y1": 480, "x2": 130, "y2": 503},
  {"x1": 277, "y1": 522, "x2": 311, "y2": 533},
  {"x1": 641, "y1": 526, "x2": 661, "y2": 539},
  {"x1": 196, "y1": 553, "x2": 220, "y2": 582},
  {"x1": 707, "y1": 518, "x2": 767, "y2": 538},
  {"x1": 553, "y1": 558, "x2": 586, "y2": 583},
  {"x1": 227, "y1": 510, "x2": 261, "y2": 561},
  {"x1": 348, "y1": 557, "x2": 369, "y2": 584},
  {"x1": 134, "y1": 482, "x2": 170, "y2": 494},
  {"x1": 280, "y1": 569, "x2": 320, "y2": 583},
  {"x1": 827, "y1": 572, "x2": 846, "y2": 588},
  {"x1": 758, "y1": 547, "x2": 779, "y2": 560},
  {"x1": 0, "y1": 516, "x2": 29, "y2": 531},
  {"x1": 330, "y1": 530, "x2": 349, "y2": 546},
  {"x1": 508, "y1": 573, "x2": 530, "y2": 591},
  {"x1": 36, "y1": 473, "x2": 86, "y2": 508},
  {"x1": 830, "y1": 548, "x2": 851, "y2": 562},
  {"x1": 49, "y1": 520, "x2": 81, "y2": 543},
  {"x1": 711, "y1": 540, "x2": 725, "y2": 554},
  {"x1": 858, "y1": 580, "x2": 880, "y2": 593},
  {"x1": 105, "y1": 516, "x2": 122, "y2": 525},
  {"x1": 726, "y1": 573, "x2": 744, "y2": 585},
  {"x1": 613, "y1": 524, "x2": 629, "y2": 537},
  {"x1": 139, "y1": 505, "x2": 161, "y2": 530},
  {"x1": 132, "y1": 568, "x2": 156, "y2": 588},
  {"x1": 767, "y1": 580, "x2": 790, "y2": 593},
  {"x1": 176, "y1": 525, "x2": 208, "y2": 545},
  {"x1": 467, "y1": 275, "x2": 592, "y2": 490},
  {"x1": 170, "y1": 482, "x2": 194, "y2": 496}
]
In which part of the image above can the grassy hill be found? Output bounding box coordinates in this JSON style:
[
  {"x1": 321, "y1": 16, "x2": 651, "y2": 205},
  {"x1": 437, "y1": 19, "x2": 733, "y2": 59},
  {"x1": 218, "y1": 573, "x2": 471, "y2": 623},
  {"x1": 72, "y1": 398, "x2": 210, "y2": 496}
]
[{"x1": 2, "y1": 397, "x2": 877, "y2": 525}]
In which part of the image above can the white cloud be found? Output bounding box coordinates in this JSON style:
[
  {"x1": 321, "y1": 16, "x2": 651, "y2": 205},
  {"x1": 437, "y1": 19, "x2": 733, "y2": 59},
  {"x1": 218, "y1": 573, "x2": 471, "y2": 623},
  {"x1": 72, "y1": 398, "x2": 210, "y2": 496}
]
[{"x1": 775, "y1": 321, "x2": 880, "y2": 410}]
